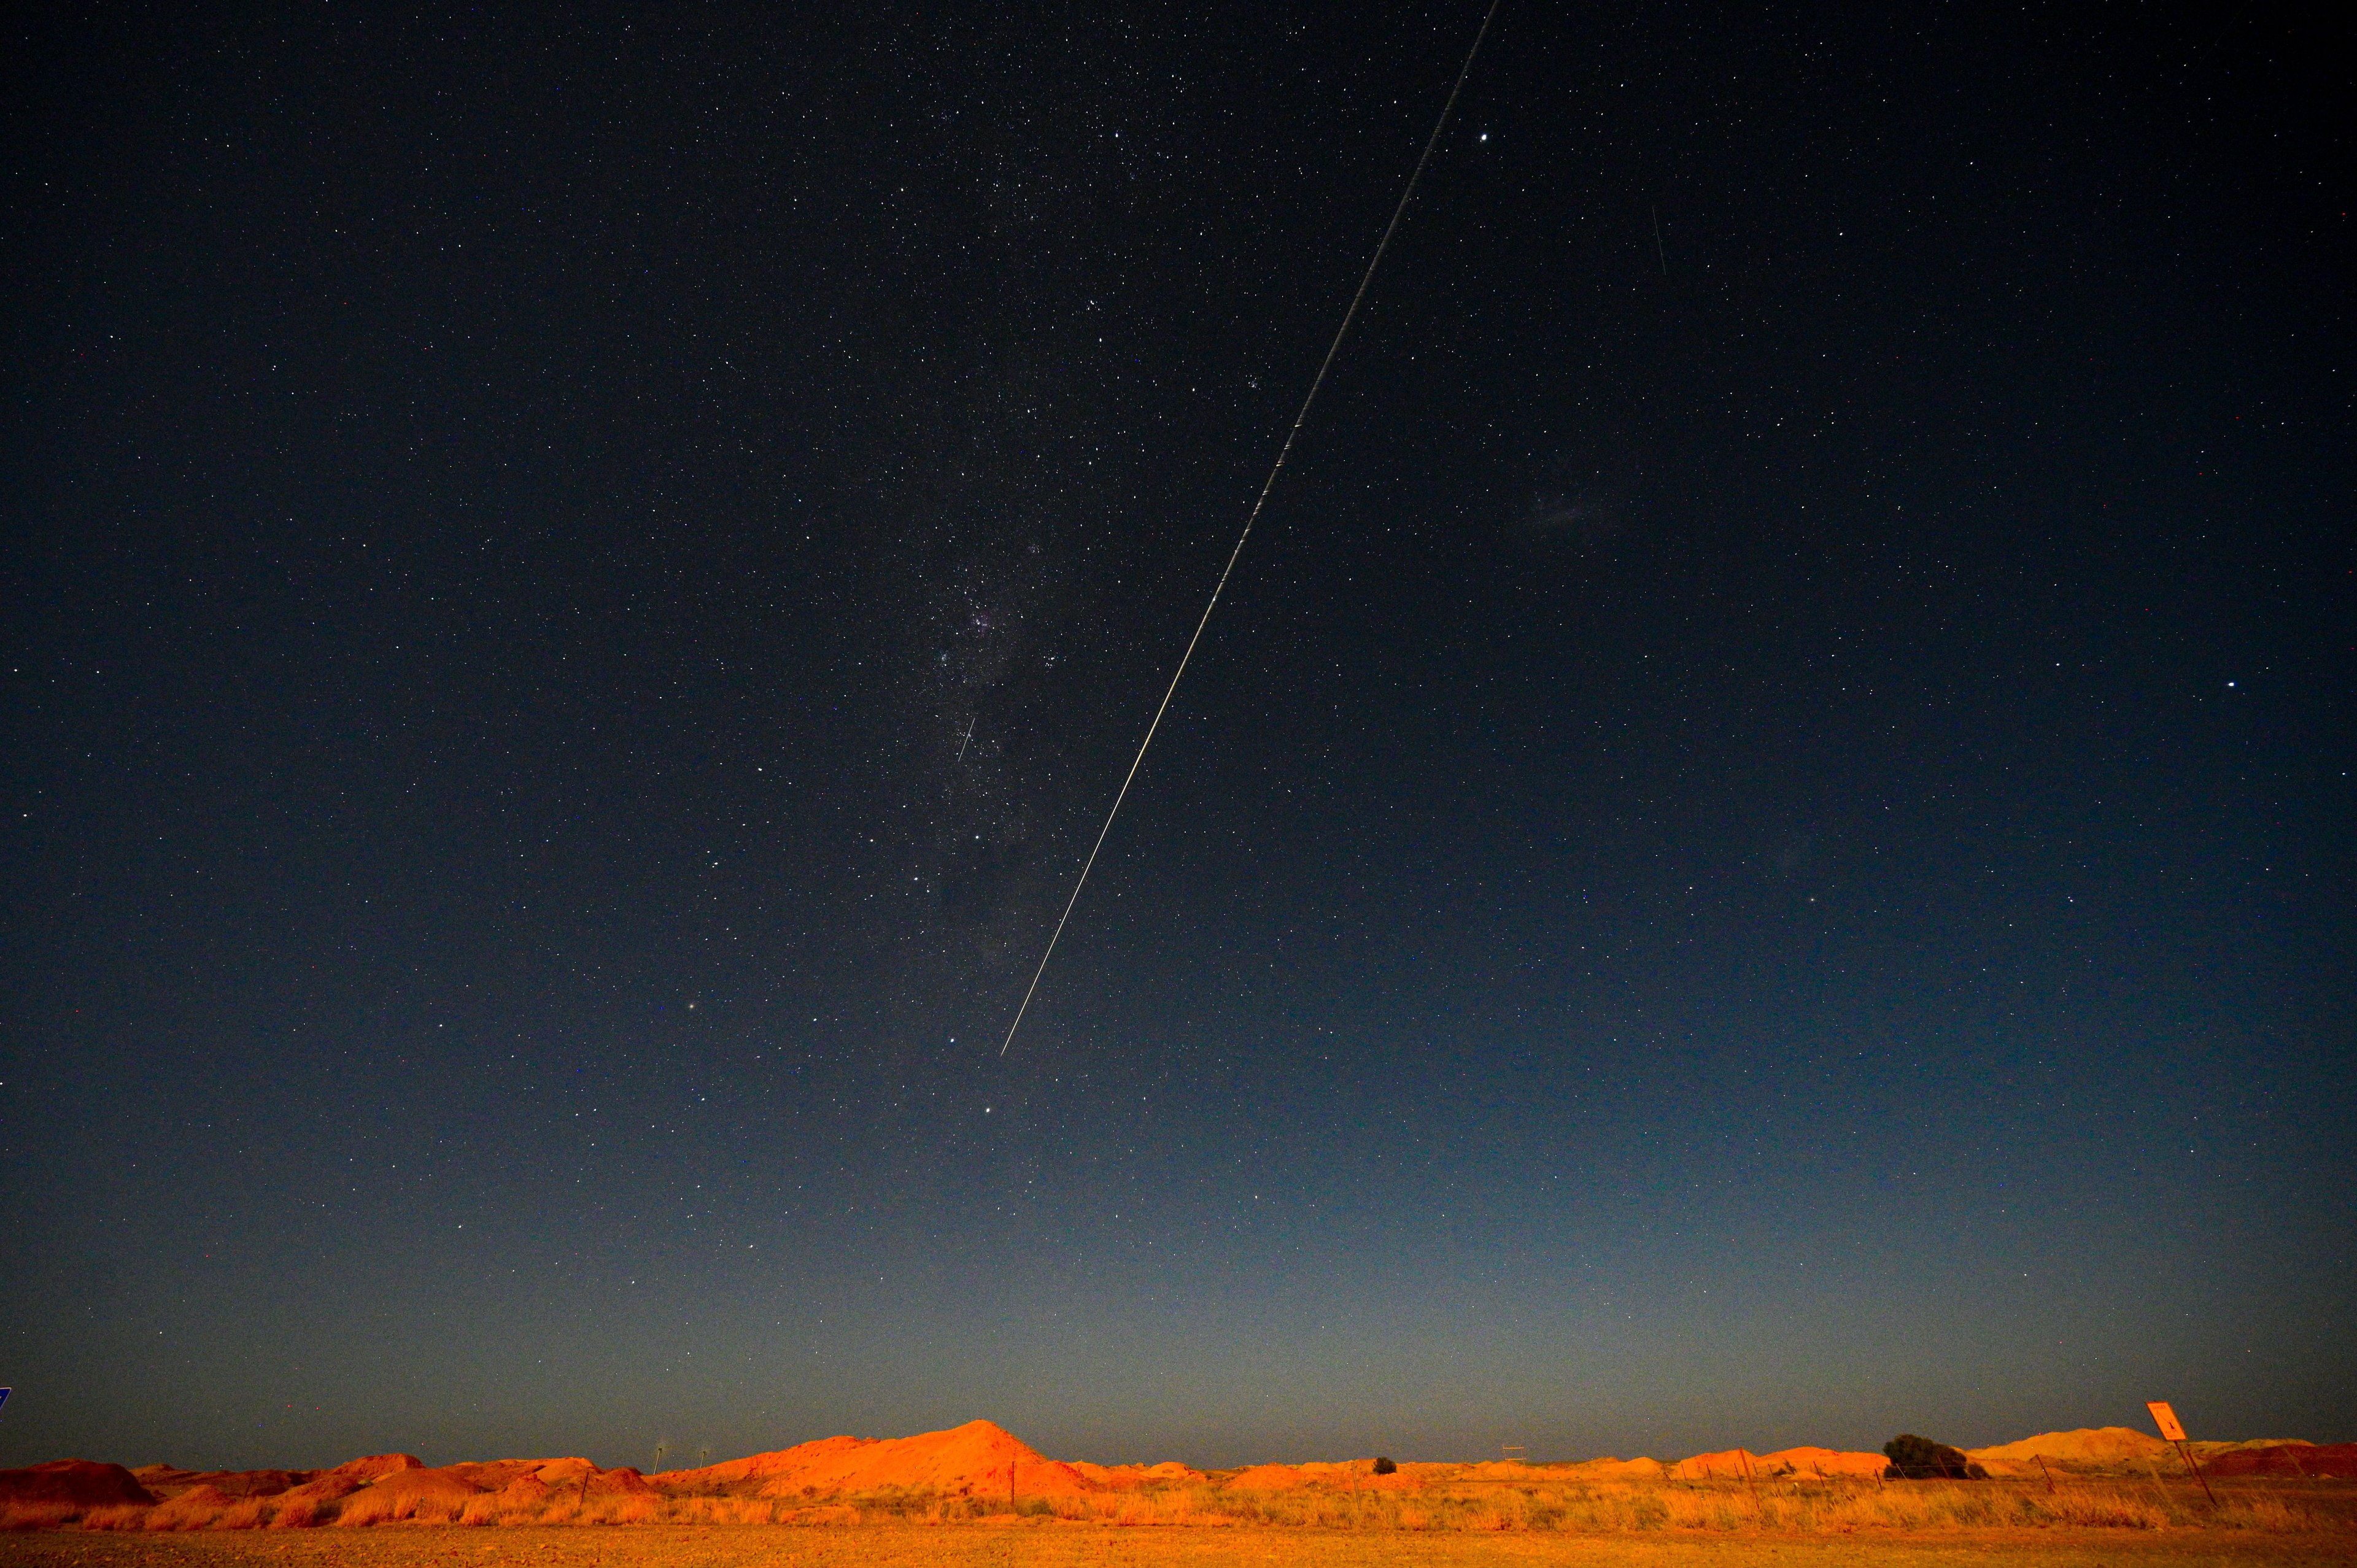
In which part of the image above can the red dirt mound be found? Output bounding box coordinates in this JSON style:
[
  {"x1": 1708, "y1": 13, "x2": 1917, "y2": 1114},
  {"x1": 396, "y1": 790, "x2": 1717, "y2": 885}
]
[
  {"x1": 652, "y1": 1419, "x2": 1093, "y2": 1499},
  {"x1": 362, "y1": 1469, "x2": 486, "y2": 1505},
  {"x1": 2207, "y1": 1443, "x2": 2357, "y2": 1479},
  {"x1": 1317, "y1": 1461, "x2": 1416, "y2": 1491},
  {"x1": 145, "y1": 1484, "x2": 236, "y2": 1528},
  {"x1": 1969, "y1": 1427, "x2": 2167, "y2": 1466},
  {"x1": 652, "y1": 1435, "x2": 861, "y2": 1491},
  {"x1": 131, "y1": 1468, "x2": 310, "y2": 1500},
  {"x1": 533, "y1": 1459, "x2": 600, "y2": 1486},
  {"x1": 589, "y1": 1467, "x2": 655, "y2": 1495},
  {"x1": 278, "y1": 1473, "x2": 366, "y2": 1504},
  {"x1": 460, "y1": 1458, "x2": 646, "y2": 1507},
  {"x1": 0, "y1": 1461, "x2": 156, "y2": 1508},
  {"x1": 1758, "y1": 1446, "x2": 1887, "y2": 1478},
  {"x1": 1220, "y1": 1461, "x2": 1413, "y2": 1493},
  {"x1": 323, "y1": 1454, "x2": 424, "y2": 1481},
  {"x1": 491, "y1": 1475, "x2": 556, "y2": 1507},
  {"x1": 430, "y1": 1462, "x2": 538, "y2": 1491},
  {"x1": 1065, "y1": 1460, "x2": 1206, "y2": 1490},
  {"x1": 1668, "y1": 1448, "x2": 1883, "y2": 1480},
  {"x1": 212, "y1": 1469, "x2": 306, "y2": 1498},
  {"x1": 1223, "y1": 1464, "x2": 1307, "y2": 1491}
]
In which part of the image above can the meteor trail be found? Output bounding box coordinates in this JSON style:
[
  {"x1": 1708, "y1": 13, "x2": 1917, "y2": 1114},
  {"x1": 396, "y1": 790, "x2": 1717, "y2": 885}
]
[{"x1": 999, "y1": 0, "x2": 1506, "y2": 1057}]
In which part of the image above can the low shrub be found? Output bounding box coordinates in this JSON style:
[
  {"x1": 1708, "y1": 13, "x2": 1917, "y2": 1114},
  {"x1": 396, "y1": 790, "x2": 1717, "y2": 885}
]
[{"x1": 1883, "y1": 1435, "x2": 1984, "y2": 1480}]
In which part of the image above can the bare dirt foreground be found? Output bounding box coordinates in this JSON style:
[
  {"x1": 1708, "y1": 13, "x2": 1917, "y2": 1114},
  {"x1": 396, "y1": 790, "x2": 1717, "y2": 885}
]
[{"x1": 2, "y1": 1523, "x2": 2355, "y2": 1568}]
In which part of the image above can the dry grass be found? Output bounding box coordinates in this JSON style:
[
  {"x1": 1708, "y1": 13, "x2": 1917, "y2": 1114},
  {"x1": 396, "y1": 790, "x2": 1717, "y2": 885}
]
[
  {"x1": 3, "y1": 1475, "x2": 2347, "y2": 1541},
  {"x1": 762, "y1": 1475, "x2": 2347, "y2": 1537}
]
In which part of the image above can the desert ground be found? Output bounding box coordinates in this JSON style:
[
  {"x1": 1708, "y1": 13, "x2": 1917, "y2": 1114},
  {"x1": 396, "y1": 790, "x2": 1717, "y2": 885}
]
[{"x1": 4, "y1": 1520, "x2": 2357, "y2": 1568}]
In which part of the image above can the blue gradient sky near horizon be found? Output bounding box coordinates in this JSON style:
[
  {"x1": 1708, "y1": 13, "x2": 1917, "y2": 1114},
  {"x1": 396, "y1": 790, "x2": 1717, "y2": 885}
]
[{"x1": 4, "y1": 1, "x2": 2350, "y2": 1471}]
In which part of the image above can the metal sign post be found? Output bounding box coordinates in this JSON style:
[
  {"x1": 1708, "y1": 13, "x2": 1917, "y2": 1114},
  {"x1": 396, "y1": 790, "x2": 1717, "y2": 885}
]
[{"x1": 2146, "y1": 1401, "x2": 2218, "y2": 1507}]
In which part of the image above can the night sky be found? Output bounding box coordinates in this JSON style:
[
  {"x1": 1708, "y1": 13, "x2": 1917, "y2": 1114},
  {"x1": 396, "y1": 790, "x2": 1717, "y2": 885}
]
[{"x1": 4, "y1": 2, "x2": 2351, "y2": 1473}]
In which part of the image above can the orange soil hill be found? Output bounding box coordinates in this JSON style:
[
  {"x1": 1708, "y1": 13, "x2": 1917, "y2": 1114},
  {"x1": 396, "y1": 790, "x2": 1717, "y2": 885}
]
[
  {"x1": 1666, "y1": 1448, "x2": 1881, "y2": 1481},
  {"x1": 1570, "y1": 1457, "x2": 1668, "y2": 1479},
  {"x1": 329, "y1": 1456, "x2": 656, "y2": 1525},
  {"x1": 1968, "y1": 1427, "x2": 2169, "y2": 1466},
  {"x1": 146, "y1": 1483, "x2": 240, "y2": 1527},
  {"x1": 1222, "y1": 1464, "x2": 1309, "y2": 1491},
  {"x1": 1220, "y1": 1462, "x2": 1415, "y2": 1493},
  {"x1": 1064, "y1": 1460, "x2": 1207, "y2": 1491},
  {"x1": 1459, "y1": 1462, "x2": 1525, "y2": 1479},
  {"x1": 362, "y1": 1469, "x2": 495, "y2": 1508},
  {"x1": 0, "y1": 1461, "x2": 156, "y2": 1508},
  {"x1": 131, "y1": 1467, "x2": 309, "y2": 1500},
  {"x1": 1757, "y1": 1446, "x2": 1887, "y2": 1478},
  {"x1": 276, "y1": 1456, "x2": 428, "y2": 1507},
  {"x1": 649, "y1": 1419, "x2": 1094, "y2": 1499},
  {"x1": 2208, "y1": 1443, "x2": 2357, "y2": 1479}
]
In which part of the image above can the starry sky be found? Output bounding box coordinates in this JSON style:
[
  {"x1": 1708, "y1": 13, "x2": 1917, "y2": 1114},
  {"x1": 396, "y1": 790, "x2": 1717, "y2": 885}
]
[{"x1": 3, "y1": 1, "x2": 2350, "y2": 1473}]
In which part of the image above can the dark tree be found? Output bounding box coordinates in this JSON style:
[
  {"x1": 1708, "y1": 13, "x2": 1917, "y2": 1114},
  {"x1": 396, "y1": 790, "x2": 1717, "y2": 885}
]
[
  {"x1": 1882, "y1": 1434, "x2": 1983, "y2": 1480},
  {"x1": 1371, "y1": 1457, "x2": 1397, "y2": 1475}
]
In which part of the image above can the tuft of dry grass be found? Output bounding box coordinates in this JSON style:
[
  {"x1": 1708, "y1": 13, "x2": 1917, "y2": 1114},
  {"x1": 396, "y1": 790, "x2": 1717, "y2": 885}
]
[
  {"x1": 0, "y1": 1502, "x2": 80, "y2": 1532},
  {"x1": 660, "y1": 1495, "x2": 777, "y2": 1525},
  {"x1": 211, "y1": 1499, "x2": 274, "y2": 1531},
  {"x1": 145, "y1": 1489, "x2": 239, "y2": 1532},
  {"x1": 328, "y1": 1491, "x2": 398, "y2": 1529},
  {"x1": 265, "y1": 1498, "x2": 320, "y2": 1529}
]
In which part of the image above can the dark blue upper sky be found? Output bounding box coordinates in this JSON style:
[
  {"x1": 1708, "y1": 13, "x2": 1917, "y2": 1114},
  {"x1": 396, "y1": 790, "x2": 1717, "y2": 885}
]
[{"x1": 3, "y1": 0, "x2": 2350, "y2": 1472}]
